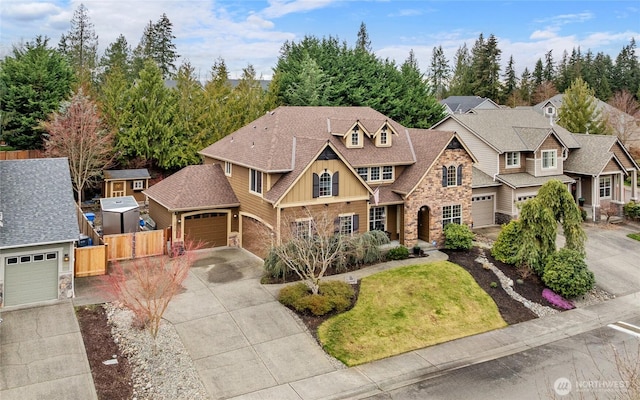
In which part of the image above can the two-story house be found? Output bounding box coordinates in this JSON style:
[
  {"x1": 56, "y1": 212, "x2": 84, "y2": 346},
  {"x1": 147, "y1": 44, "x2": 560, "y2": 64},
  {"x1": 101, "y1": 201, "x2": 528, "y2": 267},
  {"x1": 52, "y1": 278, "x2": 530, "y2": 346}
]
[
  {"x1": 433, "y1": 108, "x2": 639, "y2": 224},
  {"x1": 440, "y1": 96, "x2": 501, "y2": 115},
  {"x1": 144, "y1": 106, "x2": 477, "y2": 256}
]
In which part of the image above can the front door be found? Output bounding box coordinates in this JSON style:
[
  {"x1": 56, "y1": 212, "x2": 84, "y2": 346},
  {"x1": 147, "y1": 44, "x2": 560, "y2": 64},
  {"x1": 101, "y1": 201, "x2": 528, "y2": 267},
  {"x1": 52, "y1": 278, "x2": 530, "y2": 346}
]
[
  {"x1": 417, "y1": 206, "x2": 430, "y2": 241},
  {"x1": 111, "y1": 181, "x2": 125, "y2": 197}
]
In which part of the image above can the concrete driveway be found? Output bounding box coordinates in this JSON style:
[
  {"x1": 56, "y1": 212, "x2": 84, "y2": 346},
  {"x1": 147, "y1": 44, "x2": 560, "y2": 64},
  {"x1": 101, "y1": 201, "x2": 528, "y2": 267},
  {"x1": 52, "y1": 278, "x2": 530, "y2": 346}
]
[
  {"x1": 163, "y1": 247, "x2": 340, "y2": 399},
  {"x1": 0, "y1": 302, "x2": 97, "y2": 400},
  {"x1": 583, "y1": 222, "x2": 640, "y2": 296}
]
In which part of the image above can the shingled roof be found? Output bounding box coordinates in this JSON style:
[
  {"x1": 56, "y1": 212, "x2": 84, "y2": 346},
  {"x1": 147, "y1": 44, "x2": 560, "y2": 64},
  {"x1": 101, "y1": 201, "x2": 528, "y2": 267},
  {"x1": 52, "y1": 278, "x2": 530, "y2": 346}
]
[
  {"x1": 443, "y1": 108, "x2": 580, "y2": 152},
  {"x1": 199, "y1": 106, "x2": 416, "y2": 172},
  {"x1": 144, "y1": 164, "x2": 239, "y2": 211},
  {"x1": 0, "y1": 158, "x2": 79, "y2": 249},
  {"x1": 104, "y1": 169, "x2": 151, "y2": 180},
  {"x1": 564, "y1": 134, "x2": 625, "y2": 176}
]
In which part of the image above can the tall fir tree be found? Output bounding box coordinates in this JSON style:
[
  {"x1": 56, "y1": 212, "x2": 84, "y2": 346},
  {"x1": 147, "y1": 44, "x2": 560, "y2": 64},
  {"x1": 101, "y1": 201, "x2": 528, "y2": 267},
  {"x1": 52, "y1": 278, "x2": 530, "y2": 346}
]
[
  {"x1": 429, "y1": 45, "x2": 450, "y2": 100},
  {"x1": 448, "y1": 43, "x2": 474, "y2": 95},
  {"x1": 502, "y1": 55, "x2": 518, "y2": 105},
  {"x1": 58, "y1": 3, "x2": 98, "y2": 86},
  {"x1": 132, "y1": 15, "x2": 180, "y2": 79},
  {"x1": 519, "y1": 67, "x2": 533, "y2": 105},
  {"x1": 612, "y1": 38, "x2": 639, "y2": 96},
  {"x1": 99, "y1": 34, "x2": 132, "y2": 83}
]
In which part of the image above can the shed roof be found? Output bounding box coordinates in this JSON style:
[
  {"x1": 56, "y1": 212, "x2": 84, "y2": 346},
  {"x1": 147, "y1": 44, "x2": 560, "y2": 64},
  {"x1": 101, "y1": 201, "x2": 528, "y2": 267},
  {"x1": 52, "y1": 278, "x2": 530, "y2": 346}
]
[{"x1": 103, "y1": 169, "x2": 151, "y2": 180}]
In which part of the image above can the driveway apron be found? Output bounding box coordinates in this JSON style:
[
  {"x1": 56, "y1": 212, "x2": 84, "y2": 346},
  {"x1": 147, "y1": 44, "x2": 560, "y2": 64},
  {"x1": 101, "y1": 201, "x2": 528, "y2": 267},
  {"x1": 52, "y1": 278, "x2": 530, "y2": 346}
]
[
  {"x1": 0, "y1": 302, "x2": 97, "y2": 400},
  {"x1": 164, "y1": 248, "x2": 337, "y2": 399}
]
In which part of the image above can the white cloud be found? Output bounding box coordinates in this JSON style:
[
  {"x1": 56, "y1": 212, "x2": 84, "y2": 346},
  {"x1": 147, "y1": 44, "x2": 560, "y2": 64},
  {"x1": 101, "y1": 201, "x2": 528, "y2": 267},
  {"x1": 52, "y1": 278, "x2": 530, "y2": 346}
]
[
  {"x1": 262, "y1": 0, "x2": 339, "y2": 19},
  {"x1": 2, "y1": 2, "x2": 61, "y2": 20},
  {"x1": 530, "y1": 29, "x2": 558, "y2": 40}
]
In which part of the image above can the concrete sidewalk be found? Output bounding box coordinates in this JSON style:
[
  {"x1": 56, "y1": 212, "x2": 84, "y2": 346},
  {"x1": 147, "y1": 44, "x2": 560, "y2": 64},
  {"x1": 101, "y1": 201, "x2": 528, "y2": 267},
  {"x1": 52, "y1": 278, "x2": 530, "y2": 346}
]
[{"x1": 229, "y1": 291, "x2": 640, "y2": 400}]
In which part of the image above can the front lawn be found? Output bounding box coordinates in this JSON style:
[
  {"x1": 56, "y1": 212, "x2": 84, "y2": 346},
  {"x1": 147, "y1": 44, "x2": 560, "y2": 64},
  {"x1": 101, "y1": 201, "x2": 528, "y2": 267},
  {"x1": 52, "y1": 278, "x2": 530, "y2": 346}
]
[
  {"x1": 317, "y1": 261, "x2": 507, "y2": 366},
  {"x1": 628, "y1": 232, "x2": 640, "y2": 241}
]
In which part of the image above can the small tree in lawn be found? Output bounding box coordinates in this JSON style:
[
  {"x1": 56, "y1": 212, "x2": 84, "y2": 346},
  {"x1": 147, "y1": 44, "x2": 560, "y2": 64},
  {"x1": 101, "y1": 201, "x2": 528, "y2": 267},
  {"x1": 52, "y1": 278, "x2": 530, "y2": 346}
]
[
  {"x1": 42, "y1": 88, "x2": 114, "y2": 205},
  {"x1": 105, "y1": 241, "x2": 200, "y2": 351},
  {"x1": 269, "y1": 208, "x2": 352, "y2": 295}
]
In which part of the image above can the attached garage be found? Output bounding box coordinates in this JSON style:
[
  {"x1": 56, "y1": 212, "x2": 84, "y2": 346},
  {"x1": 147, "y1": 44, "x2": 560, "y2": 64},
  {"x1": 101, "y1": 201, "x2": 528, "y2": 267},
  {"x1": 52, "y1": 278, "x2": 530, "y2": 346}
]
[
  {"x1": 472, "y1": 195, "x2": 495, "y2": 228},
  {"x1": 4, "y1": 252, "x2": 59, "y2": 307},
  {"x1": 184, "y1": 212, "x2": 228, "y2": 247}
]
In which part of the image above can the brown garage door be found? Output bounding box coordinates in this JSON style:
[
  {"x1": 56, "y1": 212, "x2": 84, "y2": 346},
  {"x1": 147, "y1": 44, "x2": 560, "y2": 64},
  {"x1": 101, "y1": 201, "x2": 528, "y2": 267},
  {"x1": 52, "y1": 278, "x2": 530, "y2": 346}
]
[{"x1": 184, "y1": 213, "x2": 227, "y2": 247}]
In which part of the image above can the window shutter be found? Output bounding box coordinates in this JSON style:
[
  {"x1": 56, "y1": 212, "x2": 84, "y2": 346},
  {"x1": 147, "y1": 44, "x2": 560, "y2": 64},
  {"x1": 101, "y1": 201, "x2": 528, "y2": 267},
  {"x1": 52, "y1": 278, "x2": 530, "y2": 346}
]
[
  {"x1": 442, "y1": 166, "x2": 448, "y2": 187},
  {"x1": 334, "y1": 217, "x2": 340, "y2": 234},
  {"x1": 332, "y1": 172, "x2": 339, "y2": 196},
  {"x1": 353, "y1": 214, "x2": 359, "y2": 232},
  {"x1": 457, "y1": 165, "x2": 463, "y2": 185},
  {"x1": 312, "y1": 173, "x2": 319, "y2": 198},
  {"x1": 257, "y1": 172, "x2": 262, "y2": 193}
]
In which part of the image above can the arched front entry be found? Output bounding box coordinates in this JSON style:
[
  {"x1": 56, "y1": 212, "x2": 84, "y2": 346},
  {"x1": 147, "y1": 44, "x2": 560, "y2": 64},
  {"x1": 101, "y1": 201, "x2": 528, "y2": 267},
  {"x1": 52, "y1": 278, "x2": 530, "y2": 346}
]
[{"x1": 417, "y1": 206, "x2": 430, "y2": 241}]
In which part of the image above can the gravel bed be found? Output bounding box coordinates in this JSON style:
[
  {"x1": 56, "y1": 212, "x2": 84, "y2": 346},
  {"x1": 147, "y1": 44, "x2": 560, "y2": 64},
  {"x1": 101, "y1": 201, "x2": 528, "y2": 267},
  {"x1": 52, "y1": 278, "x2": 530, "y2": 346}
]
[
  {"x1": 104, "y1": 303, "x2": 208, "y2": 400},
  {"x1": 475, "y1": 254, "x2": 560, "y2": 318}
]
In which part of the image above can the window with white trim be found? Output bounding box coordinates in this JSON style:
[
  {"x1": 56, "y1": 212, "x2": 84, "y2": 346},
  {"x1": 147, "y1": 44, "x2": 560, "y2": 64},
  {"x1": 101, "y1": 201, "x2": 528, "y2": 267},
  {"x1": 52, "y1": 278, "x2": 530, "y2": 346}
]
[
  {"x1": 380, "y1": 129, "x2": 388, "y2": 145},
  {"x1": 249, "y1": 168, "x2": 262, "y2": 195},
  {"x1": 351, "y1": 130, "x2": 360, "y2": 146},
  {"x1": 442, "y1": 204, "x2": 462, "y2": 226},
  {"x1": 132, "y1": 180, "x2": 144, "y2": 190},
  {"x1": 225, "y1": 161, "x2": 232, "y2": 176},
  {"x1": 506, "y1": 152, "x2": 520, "y2": 168},
  {"x1": 369, "y1": 206, "x2": 385, "y2": 231},
  {"x1": 599, "y1": 176, "x2": 612, "y2": 198},
  {"x1": 339, "y1": 215, "x2": 354, "y2": 236},
  {"x1": 382, "y1": 166, "x2": 393, "y2": 180},
  {"x1": 319, "y1": 172, "x2": 332, "y2": 197},
  {"x1": 370, "y1": 166, "x2": 380, "y2": 181},
  {"x1": 447, "y1": 165, "x2": 457, "y2": 186},
  {"x1": 295, "y1": 218, "x2": 312, "y2": 239},
  {"x1": 357, "y1": 167, "x2": 368, "y2": 181},
  {"x1": 542, "y1": 150, "x2": 557, "y2": 169}
]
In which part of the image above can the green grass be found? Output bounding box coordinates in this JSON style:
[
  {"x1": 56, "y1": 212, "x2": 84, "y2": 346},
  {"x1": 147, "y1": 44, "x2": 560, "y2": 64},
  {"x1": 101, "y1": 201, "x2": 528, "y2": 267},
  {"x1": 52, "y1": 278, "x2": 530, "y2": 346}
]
[
  {"x1": 317, "y1": 261, "x2": 507, "y2": 366},
  {"x1": 627, "y1": 233, "x2": 640, "y2": 241}
]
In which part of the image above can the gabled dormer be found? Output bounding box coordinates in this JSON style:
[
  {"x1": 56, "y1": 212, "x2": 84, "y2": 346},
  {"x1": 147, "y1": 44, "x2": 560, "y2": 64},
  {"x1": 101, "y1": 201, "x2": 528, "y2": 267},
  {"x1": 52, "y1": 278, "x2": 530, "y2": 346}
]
[
  {"x1": 346, "y1": 123, "x2": 365, "y2": 148},
  {"x1": 372, "y1": 122, "x2": 397, "y2": 148}
]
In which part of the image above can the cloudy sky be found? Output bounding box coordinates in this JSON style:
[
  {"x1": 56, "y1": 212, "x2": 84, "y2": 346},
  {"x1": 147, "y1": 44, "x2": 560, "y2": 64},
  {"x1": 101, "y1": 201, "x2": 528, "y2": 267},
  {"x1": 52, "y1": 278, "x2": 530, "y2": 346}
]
[{"x1": 1, "y1": 0, "x2": 638, "y2": 80}]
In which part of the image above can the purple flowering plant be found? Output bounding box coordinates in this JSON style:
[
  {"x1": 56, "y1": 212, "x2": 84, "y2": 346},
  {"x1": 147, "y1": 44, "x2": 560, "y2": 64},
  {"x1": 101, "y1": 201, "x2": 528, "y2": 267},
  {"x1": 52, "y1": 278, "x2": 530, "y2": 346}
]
[{"x1": 542, "y1": 288, "x2": 575, "y2": 310}]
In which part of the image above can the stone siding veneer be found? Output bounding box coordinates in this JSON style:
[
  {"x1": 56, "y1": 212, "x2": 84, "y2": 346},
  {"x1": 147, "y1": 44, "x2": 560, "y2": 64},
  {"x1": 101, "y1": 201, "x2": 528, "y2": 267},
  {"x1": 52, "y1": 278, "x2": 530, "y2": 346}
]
[{"x1": 404, "y1": 148, "x2": 473, "y2": 248}]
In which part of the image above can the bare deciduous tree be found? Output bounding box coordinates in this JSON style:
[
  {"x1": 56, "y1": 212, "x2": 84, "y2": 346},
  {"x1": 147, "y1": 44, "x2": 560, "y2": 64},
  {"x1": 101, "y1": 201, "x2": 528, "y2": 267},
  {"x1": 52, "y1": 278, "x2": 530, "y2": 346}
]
[
  {"x1": 269, "y1": 208, "x2": 353, "y2": 295},
  {"x1": 105, "y1": 241, "x2": 200, "y2": 349},
  {"x1": 605, "y1": 90, "x2": 640, "y2": 147},
  {"x1": 42, "y1": 88, "x2": 114, "y2": 204}
]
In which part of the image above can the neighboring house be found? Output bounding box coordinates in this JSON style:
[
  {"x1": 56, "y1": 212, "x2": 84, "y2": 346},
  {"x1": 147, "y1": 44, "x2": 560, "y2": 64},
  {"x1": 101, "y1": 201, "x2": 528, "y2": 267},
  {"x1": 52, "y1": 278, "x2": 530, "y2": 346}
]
[
  {"x1": 0, "y1": 158, "x2": 79, "y2": 308},
  {"x1": 440, "y1": 96, "x2": 501, "y2": 115},
  {"x1": 146, "y1": 106, "x2": 476, "y2": 256},
  {"x1": 102, "y1": 169, "x2": 151, "y2": 202},
  {"x1": 432, "y1": 108, "x2": 639, "y2": 223},
  {"x1": 534, "y1": 94, "x2": 640, "y2": 149}
]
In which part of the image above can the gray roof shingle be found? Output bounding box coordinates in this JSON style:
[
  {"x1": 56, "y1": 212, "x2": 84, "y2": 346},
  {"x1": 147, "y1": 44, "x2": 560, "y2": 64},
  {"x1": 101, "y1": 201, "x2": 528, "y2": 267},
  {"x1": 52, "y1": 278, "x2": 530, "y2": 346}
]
[
  {"x1": 0, "y1": 158, "x2": 79, "y2": 248},
  {"x1": 496, "y1": 173, "x2": 574, "y2": 189},
  {"x1": 104, "y1": 169, "x2": 151, "y2": 180},
  {"x1": 564, "y1": 134, "x2": 620, "y2": 175}
]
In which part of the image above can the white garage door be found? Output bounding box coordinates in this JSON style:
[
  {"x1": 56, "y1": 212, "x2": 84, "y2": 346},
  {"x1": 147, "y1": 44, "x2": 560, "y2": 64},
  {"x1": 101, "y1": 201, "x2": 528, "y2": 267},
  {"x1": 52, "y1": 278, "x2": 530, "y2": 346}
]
[
  {"x1": 4, "y1": 252, "x2": 59, "y2": 307},
  {"x1": 472, "y1": 195, "x2": 495, "y2": 228}
]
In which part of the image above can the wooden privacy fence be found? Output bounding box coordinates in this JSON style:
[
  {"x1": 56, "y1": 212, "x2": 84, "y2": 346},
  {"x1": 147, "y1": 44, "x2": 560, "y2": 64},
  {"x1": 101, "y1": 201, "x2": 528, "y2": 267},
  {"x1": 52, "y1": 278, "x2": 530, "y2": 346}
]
[
  {"x1": 74, "y1": 229, "x2": 166, "y2": 277},
  {"x1": 103, "y1": 230, "x2": 166, "y2": 261},
  {"x1": 0, "y1": 149, "x2": 43, "y2": 160}
]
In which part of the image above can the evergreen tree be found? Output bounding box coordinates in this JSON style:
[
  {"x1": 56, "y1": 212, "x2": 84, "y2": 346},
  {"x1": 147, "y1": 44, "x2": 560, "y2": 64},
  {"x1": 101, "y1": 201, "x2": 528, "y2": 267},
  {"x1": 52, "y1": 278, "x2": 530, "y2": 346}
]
[
  {"x1": 116, "y1": 60, "x2": 176, "y2": 168},
  {"x1": 591, "y1": 52, "x2": 613, "y2": 101},
  {"x1": 169, "y1": 62, "x2": 204, "y2": 167},
  {"x1": 58, "y1": 3, "x2": 98, "y2": 85},
  {"x1": 429, "y1": 45, "x2": 450, "y2": 100},
  {"x1": 99, "y1": 34, "x2": 132, "y2": 83},
  {"x1": 448, "y1": 43, "x2": 474, "y2": 95},
  {"x1": 558, "y1": 77, "x2": 608, "y2": 134},
  {"x1": 502, "y1": 55, "x2": 518, "y2": 105},
  {"x1": 132, "y1": 21, "x2": 154, "y2": 78},
  {"x1": 612, "y1": 38, "x2": 639, "y2": 96},
  {"x1": 284, "y1": 52, "x2": 329, "y2": 106},
  {"x1": 355, "y1": 22, "x2": 372, "y2": 53},
  {"x1": 229, "y1": 65, "x2": 270, "y2": 129},
  {"x1": 132, "y1": 15, "x2": 180, "y2": 79},
  {"x1": 518, "y1": 67, "x2": 533, "y2": 105},
  {"x1": 543, "y1": 50, "x2": 555, "y2": 82},
  {"x1": 0, "y1": 36, "x2": 74, "y2": 149},
  {"x1": 198, "y1": 58, "x2": 234, "y2": 146},
  {"x1": 533, "y1": 58, "x2": 544, "y2": 86},
  {"x1": 98, "y1": 65, "x2": 130, "y2": 138}
]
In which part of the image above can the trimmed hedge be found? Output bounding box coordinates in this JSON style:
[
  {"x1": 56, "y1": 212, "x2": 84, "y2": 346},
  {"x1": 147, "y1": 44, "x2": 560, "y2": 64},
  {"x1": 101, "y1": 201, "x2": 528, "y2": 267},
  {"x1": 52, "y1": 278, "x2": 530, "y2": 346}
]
[
  {"x1": 386, "y1": 245, "x2": 409, "y2": 260},
  {"x1": 443, "y1": 223, "x2": 474, "y2": 250},
  {"x1": 542, "y1": 248, "x2": 595, "y2": 298},
  {"x1": 278, "y1": 280, "x2": 355, "y2": 316}
]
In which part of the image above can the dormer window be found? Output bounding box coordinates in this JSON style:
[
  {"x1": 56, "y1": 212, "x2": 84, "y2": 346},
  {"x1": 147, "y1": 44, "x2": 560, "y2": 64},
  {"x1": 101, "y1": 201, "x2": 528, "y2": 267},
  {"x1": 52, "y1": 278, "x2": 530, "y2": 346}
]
[{"x1": 380, "y1": 129, "x2": 388, "y2": 145}]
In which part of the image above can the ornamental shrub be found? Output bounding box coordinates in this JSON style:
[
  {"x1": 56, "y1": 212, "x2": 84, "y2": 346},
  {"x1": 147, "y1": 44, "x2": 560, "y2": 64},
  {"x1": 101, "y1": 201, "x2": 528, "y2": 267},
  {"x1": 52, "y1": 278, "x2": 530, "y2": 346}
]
[
  {"x1": 277, "y1": 281, "x2": 355, "y2": 316},
  {"x1": 443, "y1": 223, "x2": 474, "y2": 250},
  {"x1": 542, "y1": 248, "x2": 595, "y2": 298},
  {"x1": 491, "y1": 220, "x2": 522, "y2": 265},
  {"x1": 386, "y1": 245, "x2": 409, "y2": 260},
  {"x1": 623, "y1": 201, "x2": 640, "y2": 220}
]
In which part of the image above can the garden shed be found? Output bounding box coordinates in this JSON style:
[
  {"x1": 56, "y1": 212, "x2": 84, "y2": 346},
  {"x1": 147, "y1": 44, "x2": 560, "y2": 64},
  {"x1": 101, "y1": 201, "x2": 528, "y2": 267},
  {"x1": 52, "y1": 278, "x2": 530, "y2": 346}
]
[{"x1": 100, "y1": 196, "x2": 140, "y2": 235}]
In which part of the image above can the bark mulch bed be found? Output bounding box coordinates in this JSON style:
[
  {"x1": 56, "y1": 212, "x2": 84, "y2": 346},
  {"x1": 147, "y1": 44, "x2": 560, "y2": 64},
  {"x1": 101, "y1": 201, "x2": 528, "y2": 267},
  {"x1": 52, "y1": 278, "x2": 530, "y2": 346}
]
[{"x1": 76, "y1": 305, "x2": 133, "y2": 400}]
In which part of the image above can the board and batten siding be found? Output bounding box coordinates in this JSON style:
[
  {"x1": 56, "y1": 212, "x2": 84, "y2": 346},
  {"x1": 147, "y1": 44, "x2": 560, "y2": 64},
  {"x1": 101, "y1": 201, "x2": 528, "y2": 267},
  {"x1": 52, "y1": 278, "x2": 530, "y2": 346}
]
[
  {"x1": 603, "y1": 158, "x2": 623, "y2": 173},
  {"x1": 499, "y1": 152, "x2": 528, "y2": 174},
  {"x1": 280, "y1": 159, "x2": 369, "y2": 206},
  {"x1": 436, "y1": 119, "x2": 498, "y2": 176}
]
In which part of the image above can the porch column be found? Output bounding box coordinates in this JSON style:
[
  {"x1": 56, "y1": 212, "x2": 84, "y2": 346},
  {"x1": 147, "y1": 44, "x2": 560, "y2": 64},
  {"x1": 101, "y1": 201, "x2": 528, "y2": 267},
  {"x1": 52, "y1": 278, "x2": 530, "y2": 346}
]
[
  {"x1": 592, "y1": 176, "x2": 598, "y2": 222},
  {"x1": 632, "y1": 170, "x2": 638, "y2": 202},
  {"x1": 619, "y1": 172, "x2": 625, "y2": 203}
]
